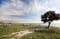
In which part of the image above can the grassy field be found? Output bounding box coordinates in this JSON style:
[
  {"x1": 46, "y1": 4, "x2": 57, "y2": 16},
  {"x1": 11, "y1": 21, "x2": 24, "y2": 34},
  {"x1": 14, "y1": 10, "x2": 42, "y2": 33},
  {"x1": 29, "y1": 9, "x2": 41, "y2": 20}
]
[
  {"x1": 0, "y1": 24, "x2": 60, "y2": 39},
  {"x1": 21, "y1": 27, "x2": 60, "y2": 39}
]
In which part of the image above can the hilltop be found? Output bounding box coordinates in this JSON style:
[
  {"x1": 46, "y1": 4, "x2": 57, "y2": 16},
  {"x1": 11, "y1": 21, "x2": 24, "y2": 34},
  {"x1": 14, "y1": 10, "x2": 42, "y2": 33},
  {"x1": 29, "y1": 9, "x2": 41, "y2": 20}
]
[{"x1": 0, "y1": 24, "x2": 60, "y2": 39}]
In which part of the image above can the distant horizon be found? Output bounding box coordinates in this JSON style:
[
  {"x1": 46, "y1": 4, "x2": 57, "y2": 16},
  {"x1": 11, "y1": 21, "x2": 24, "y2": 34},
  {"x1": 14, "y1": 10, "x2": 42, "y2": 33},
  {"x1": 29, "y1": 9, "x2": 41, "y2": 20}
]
[{"x1": 0, "y1": 21, "x2": 60, "y2": 28}]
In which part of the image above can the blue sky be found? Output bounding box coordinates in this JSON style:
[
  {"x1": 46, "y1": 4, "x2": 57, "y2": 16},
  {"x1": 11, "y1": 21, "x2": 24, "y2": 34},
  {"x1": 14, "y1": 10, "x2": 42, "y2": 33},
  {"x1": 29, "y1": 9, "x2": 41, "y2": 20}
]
[{"x1": 0, "y1": 0, "x2": 60, "y2": 26}]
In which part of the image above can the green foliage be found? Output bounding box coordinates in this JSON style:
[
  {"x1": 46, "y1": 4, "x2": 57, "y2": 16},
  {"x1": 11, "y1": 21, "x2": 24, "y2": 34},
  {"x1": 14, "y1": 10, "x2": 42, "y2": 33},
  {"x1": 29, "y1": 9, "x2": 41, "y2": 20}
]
[
  {"x1": 0, "y1": 24, "x2": 60, "y2": 39},
  {"x1": 21, "y1": 27, "x2": 60, "y2": 39}
]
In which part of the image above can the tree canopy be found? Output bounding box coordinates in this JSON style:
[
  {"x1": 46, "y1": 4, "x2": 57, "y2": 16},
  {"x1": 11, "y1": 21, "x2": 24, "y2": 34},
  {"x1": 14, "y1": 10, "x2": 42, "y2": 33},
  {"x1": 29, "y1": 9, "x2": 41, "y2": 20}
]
[{"x1": 41, "y1": 11, "x2": 60, "y2": 28}]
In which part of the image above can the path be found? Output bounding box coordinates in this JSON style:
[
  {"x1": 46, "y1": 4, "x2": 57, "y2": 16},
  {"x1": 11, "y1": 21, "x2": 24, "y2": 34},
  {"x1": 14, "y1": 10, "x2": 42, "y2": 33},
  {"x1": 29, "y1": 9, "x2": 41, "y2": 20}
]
[
  {"x1": 1, "y1": 30, "x2": 34, "y2": 39},
  {"x1": 1, "y1": 28, "x2": 50, "y2": 39}
]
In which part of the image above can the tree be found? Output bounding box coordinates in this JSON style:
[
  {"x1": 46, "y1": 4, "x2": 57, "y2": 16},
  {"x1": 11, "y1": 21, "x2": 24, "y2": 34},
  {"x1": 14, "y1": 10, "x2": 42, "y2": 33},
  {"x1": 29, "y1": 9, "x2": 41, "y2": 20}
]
[{"x1": 41, "y1": 11, "x2": 60, "y2": 28}]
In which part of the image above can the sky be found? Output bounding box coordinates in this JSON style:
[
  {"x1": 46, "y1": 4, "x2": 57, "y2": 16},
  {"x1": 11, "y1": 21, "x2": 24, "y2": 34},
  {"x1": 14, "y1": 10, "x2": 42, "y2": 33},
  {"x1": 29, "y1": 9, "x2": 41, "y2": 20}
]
[{"x1": 0, "y1": 0, "x2": 60, "y2": 27}]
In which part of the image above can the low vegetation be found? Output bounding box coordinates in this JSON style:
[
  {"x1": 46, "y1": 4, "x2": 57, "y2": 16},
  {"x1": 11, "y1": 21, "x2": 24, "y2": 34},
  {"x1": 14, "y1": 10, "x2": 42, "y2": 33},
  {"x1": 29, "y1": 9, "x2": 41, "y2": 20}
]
[
  {"x1": 0, "y1": 23, "x2": 60, "y2": 39},
  {"x1": 21, "y1": 27, "x2": 60, "y2": 39}
]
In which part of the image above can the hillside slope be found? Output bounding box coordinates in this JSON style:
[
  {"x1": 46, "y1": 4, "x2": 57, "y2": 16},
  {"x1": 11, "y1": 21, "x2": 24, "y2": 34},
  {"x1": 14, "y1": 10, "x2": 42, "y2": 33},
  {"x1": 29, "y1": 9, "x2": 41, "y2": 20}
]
[
  {"x1": 21, "y1": 26, "x2": 60, "y2": 39},
  {"x1": 0, "y1": 24, "x2": 60, "y2": 39}
]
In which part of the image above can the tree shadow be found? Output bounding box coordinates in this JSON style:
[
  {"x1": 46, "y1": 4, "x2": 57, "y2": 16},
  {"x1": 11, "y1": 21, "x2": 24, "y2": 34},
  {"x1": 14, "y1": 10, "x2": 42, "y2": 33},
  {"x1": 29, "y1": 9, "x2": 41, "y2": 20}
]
[{"x1": 30, "y1": 27, "x2": 58, "y2": 34}]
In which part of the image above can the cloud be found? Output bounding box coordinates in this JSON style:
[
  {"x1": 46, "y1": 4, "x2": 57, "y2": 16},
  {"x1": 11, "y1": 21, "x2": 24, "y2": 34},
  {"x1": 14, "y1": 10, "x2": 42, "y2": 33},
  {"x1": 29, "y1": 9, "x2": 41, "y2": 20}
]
[
  {"x1": 0, "y1": 0, "x2": 26, "y2": 15},
  {"x1": 0, "y1": 15, "x2": 41, "y2": 23},
  {"x1": 0, "y1": 0, "x2": 41, "y2": 23},
  {"x1": 0, "y1": 0, "x2": 60, "y2": 26},
  {"x1": 0, "y1": 0, "x2": 47, "y2": 16}
]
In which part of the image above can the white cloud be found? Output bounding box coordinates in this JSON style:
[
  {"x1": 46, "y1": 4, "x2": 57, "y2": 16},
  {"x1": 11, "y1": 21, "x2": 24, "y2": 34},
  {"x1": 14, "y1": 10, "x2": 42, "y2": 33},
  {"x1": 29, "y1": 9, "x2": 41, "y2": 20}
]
[
  {"x1": 0, "y1": 7, "x2": 24, "y2": 15},
  {"x1": 0, "y1": 0, "x2": 49, "y2": 16},
  {"x1": 1, "y1": 0, "x2": 60, "y2": 27},
  {"x1": 0, "y1": 0, "x2": 41, "y2": 23},
  {"x1": 0, "y1": 15, "x2": 41, "y2": 23}
]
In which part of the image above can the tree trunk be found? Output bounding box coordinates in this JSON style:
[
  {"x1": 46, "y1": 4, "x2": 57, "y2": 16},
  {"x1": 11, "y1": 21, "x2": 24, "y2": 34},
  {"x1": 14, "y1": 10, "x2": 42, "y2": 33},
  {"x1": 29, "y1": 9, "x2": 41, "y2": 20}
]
[{"x1": 47, "y1": 21, "x2": 51, "y2": 28}]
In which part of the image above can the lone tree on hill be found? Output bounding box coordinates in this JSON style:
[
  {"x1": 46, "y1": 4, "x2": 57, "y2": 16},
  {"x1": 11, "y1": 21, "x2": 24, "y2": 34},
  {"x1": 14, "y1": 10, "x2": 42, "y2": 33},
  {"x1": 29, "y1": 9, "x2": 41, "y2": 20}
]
[{"x1": 41, "y1": 11, "x2": 60, "y2": 28}]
